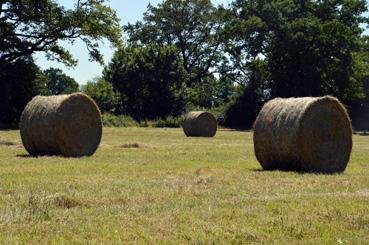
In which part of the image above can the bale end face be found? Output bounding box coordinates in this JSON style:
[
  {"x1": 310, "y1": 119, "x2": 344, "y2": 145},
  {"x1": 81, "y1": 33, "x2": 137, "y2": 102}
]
[
  {"x1": 298, "y1": 96, "x2": 352, "y2": 173},
  {"x1": 183, "y1": 111, "x2": 217, "y2": 137},
  {"x1": 20, "y1": 92, "x2": 102, "y2": 157},
  {"x1": 253, "y1": 96, "x2": 352, "y2": 173},
  {"x1": 56, "y1": 93, "x2": 102, "y2": 157}
]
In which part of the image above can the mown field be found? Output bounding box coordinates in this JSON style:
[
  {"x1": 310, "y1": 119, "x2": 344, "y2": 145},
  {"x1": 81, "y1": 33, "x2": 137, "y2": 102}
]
[{"x1": 0, "y1": 127, "x2": 368, "y2": 244}]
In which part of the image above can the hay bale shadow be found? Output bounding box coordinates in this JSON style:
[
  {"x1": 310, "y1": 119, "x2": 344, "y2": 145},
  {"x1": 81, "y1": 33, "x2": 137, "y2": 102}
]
[
  {"x1": 250, "y1": 168, "x2": 342, "y2": 175},
  {"x1": 16, "y1": 154, "x2": 61, "y2": 158},
  {"x1": 218, "y1": 128, "x2": 251, "y2": 132},
  {"x1": 16, "y1": 154, "x2": 37, "y2": 158}
]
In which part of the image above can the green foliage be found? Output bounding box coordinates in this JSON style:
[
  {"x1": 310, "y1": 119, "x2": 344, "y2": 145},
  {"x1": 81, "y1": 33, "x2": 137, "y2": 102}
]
[
  {"x1": 138, "y1": 120, "x2": 149, "y2": 128},
  {"x1": 221, "y1": 59, "x2": 270, "y2": 129},
  {"x1": 224, "y1": 0, "x2": 368, "y2": 100},
  {"x1": 0, "y1": 0, "x2": 122, "y2": 66},
  {"x1": 102, "y1": 113, "x2": 184, "y2": 128},
  {"x1": 102, "y1": 113, "x2": 138, "y2": 127},
  {"x1": 125, "y1": 0, "x2": 223, "y2": 85},
  {"x1": 352, "y1": 37, "x2": 369, "y2": 94},
  {"x1": 44, "y1": 68, "x2": 79, "y2": 95},
  {"x1": 348, "y1": 37, "x2": 369, "y2": 131},
  {"x1": 0, "y1": 0, "x2": 122, "y2": 128},
  {"x1": 0, "y1": 57, "x2": 47, "y2": 128},
  {"x1": 124, "y1": 0, "x2": 232, "y2": 109},
  {"x1": 185, "y1": 75, "x2": 236, "y2": 109},
  {"x1": 2, "y1": 0, "x2": 368, "y2": 130},
  {"x1": 103, "y1": 44, "x2": 187, "y2": 120},
  {"x1": 222, "y1": 84, "x2": 264, "y2": 129},
  {"x1": 82, "y1": 78, "x2": 121, "y2": 113},
  {"x1": 152, "y1": 116, "x2": 184, "y2": 128}
]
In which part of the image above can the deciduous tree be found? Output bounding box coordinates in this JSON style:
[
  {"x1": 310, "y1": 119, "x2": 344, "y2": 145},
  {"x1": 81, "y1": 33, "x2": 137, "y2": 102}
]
[
  {"x1": 224, "y1": 0, "x2": 368, "y2": 100},
  {"x1": 103, "y1": 44, "x2": 186, "y2": 120},
  {"x1": 0, "y1": 0, "x2": 122, "y2": 66},
  {"x1": 0, "y1": 57, "x2": 47, "y2": 128},
  {"x1": 44, "y1": 67, "x2": 79, "y2": 95},
  {"x1": 124, "y1": 0, "x2": 223, "y2": 85}
]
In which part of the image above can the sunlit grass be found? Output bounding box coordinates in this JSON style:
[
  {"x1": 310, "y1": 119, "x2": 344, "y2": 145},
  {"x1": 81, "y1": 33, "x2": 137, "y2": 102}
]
[{"x1": 0, "y1": 128, "x2": 368, "y2": 243}]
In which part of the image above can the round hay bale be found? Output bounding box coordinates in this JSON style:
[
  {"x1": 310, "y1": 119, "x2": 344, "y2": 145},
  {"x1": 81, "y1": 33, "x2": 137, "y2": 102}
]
[
  {"x1": 253, "y1": 96, "x2": 352, "y2": 173},
  {"x1": 182, "y1": 111, "x2": 217, "y2": 137},
  {"x1": 20, "y1": 92, "x2": 102, "y2": 157}
]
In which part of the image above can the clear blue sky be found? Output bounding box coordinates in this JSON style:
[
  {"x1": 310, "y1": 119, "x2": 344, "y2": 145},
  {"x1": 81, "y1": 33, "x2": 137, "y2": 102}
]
[
  {"x1": 34, "y1": 0, "x2": 232, "y2": 84},
  {"x1": 34, "y1": 0, "x2": 368, "y2": 84}
]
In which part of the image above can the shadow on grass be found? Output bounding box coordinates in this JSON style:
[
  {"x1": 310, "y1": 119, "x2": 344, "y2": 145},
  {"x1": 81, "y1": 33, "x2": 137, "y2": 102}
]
[
  {"x1": 250, "y1": 168, "x2": 342, "y2": 175},
  {"x1": 16, "y1": 154, "x2": 36, "y2": 158},
  {"x1": 16, "y1": 154, "x2": 81, "y2": 158},
  {"x1": 218, "y1": 128, "x2": 252, "y2": 132}
]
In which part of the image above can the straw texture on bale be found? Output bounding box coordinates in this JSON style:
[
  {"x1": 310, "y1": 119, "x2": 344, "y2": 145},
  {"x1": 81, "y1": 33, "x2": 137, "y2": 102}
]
[
  {"x1": 253, "y1": 96, "x2": 352, "y2": 173},
  {"x1": 183, "y1": 111, "x2": 217, "y2": 137},
  {"x1": 20, "y1": 93, "x2": 102, "y2": 157}
]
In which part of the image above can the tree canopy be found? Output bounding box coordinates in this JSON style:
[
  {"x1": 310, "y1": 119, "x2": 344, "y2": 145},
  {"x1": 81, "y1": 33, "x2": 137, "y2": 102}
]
[
  {"x1": 44, "y1": 67, "x2": 79, "y2": 95},
  {"x1": 1, "y1": 0, "x2": 369, "y2": 129},
  {"x1": 0, "y1": 0, "x2": 122, "y2": 66},
  {"x1": 223, "y1": 0, "x2": 369, "y2": 100},
  {"x1": 0, "y1": 56, "x2": 47, "y2": 128},
  {"x1": 125, "y1": 0, "x2": 223, "y2": 85},
  {"x1": 103, "y1": 44, "x2": 187, "y2": 120},
  {"x1": 82, "y1": 77, "x2": 121, "y2": 113}
]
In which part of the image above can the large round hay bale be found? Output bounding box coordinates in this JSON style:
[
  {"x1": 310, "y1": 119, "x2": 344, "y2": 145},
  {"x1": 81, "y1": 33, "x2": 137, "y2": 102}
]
[
  {"x1": 253, "y1": 96, "x2": 352, "y2": 173},
  {"x1": 20, "y1": 93, "x2": 102, "y2": 157},
  {"x1": 183, "y1": 111, "x2": 217, "y2": 137}
]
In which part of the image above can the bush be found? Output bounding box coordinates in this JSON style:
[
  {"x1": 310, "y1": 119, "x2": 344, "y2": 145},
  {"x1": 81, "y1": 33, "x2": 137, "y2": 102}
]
[
  {"x1": 102, "y1": 113, "x2": 184, "y2": 128},
  {"x1": 152, "y1": 116, "x2": 184, "y2": 128},
  {"x1": 102, "y1": 113, "x2": 138, "y2": 127},
  {"x1": 139, "y1": 120, "x2": 149, "y2": 128},
  {"x1": 82, "y1": 78, "x2": 121, "y2": 114}
]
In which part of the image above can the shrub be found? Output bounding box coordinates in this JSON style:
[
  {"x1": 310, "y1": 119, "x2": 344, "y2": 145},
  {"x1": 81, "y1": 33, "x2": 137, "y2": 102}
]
[
  {"x1": 152, "y1": 116, "x2": 184, "y2": 128},
  {"x1": 102, "y1": 113, "x2": 138, "y2": 127}
]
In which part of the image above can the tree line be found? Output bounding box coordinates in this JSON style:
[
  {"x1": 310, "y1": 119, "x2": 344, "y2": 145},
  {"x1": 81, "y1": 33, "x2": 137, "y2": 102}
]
[{"x1": 1, "y1": 0, "x2": 369, "y2": 130}]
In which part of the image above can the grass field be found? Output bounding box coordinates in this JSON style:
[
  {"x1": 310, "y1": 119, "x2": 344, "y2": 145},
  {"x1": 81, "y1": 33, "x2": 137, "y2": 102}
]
[{"x1": 0, "y1": 127, "x2": 368, "y2": 243}]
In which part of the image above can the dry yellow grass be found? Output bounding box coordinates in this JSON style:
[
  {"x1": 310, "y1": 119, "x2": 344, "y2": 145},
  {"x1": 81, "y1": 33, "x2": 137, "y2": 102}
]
[{"x1": 0, "y1": 127, "x2": 368, "y2": 243}]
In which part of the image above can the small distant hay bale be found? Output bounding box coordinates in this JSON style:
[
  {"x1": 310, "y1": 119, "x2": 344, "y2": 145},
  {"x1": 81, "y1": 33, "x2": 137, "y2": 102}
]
[
  {"x1": 20, "y1": 93, "x2": 102, "y2": 157},
  {"x1": 253, "y1": 96, "x2": 352, "y2": 173},
  {"x1": 182, "y1": 111, "x2": 217, "y2": 137}
]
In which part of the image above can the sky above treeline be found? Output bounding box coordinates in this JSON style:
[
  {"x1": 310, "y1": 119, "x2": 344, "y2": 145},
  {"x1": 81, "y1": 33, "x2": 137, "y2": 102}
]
[{"x1": 35, "y1": 0, "x2": 368, "y2": 84}]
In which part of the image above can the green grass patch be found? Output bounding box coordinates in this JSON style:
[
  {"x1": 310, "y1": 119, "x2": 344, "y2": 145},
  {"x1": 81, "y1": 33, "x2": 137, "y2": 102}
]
[{"x1": 0, "y1": 128, "x2": 368, "y2": 243}]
